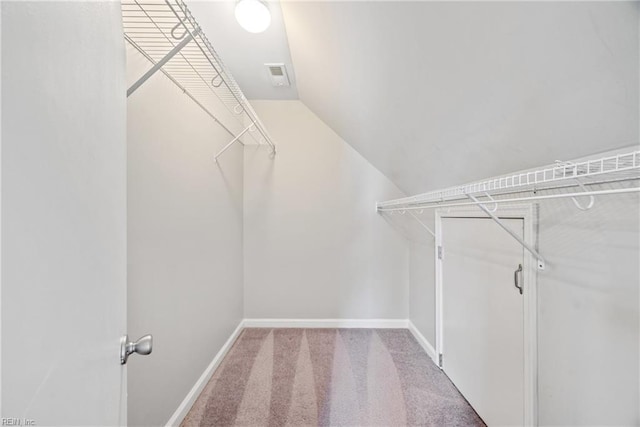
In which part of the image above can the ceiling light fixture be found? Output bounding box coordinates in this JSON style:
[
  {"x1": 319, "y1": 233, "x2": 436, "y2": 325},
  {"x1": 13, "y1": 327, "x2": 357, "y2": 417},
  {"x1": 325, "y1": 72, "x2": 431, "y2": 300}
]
[{"x1": 235, "y1": 0, "x2": 271, "y2": 34}]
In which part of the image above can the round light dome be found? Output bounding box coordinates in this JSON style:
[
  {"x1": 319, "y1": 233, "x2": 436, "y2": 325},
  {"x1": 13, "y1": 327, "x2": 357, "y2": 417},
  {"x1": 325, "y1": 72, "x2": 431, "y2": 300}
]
[{"x1": 235, "y1": 0, "x2": 271, "y2": 34}]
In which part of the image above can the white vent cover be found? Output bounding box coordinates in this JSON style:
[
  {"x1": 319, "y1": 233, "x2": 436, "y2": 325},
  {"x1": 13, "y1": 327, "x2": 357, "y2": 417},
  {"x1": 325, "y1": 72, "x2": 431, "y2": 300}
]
[{"x1": 265, "y1": 63, "x2": 290, "y2": 87}]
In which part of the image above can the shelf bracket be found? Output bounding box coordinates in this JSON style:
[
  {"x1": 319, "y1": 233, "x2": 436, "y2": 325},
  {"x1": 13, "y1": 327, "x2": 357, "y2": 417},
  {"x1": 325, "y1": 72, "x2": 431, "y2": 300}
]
[
  {"x1": 127, "y1": 29, "x2": 200, "y2": 97},
  {"x1": 214, "y1": 124, "x2": 253, "y2": 162},
  {"x1": 467, "y1": 194, "x2": 546, "y2": 270},
  {"x1": 378, "y1": 206, "x2": 435, "y2": 238},
  {"x1": 409, "y1": 211, "x2": 435, "y2": 238}
]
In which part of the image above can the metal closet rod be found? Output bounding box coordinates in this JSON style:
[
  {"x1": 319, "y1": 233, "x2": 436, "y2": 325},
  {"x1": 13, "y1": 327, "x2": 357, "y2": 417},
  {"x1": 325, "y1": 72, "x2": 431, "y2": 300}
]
[
  {"x1": 382, "y1": 183, "x2": 639, "y2": 271},
  {"x1": 377, "y1": 150, "x2": 639, "y2": 209},
  {"x1": 382, "y1": 175, "x2": 637, "y2": 209},
  {"x1": 376, "y1": 186, "x2": 640, "y2": 213},
  {"x1": 124, "y1": 0, "x2": 275, "y2": 158},
  {"x1": 165, "y1": 0, "x2": 275, "y2": 154}
]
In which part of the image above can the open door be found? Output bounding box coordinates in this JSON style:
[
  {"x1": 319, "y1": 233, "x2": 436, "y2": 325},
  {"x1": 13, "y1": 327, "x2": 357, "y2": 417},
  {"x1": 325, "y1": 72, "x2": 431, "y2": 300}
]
[{"x1": 2, "y1": 2, "x2": 128, "y2": 425}]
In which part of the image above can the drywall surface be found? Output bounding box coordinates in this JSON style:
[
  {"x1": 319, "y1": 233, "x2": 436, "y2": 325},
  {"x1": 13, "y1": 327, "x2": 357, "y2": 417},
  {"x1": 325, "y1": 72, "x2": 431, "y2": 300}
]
[
  {"x1": 396, "y1": 148, "x2": 640, "y2": 425},
  {"x1": 536, "y1": 177, "x2": 639, "y2": 425},
  {"x1": 409, "y1": 237, "x2": 436, "y2": 345},
  {"x1": 283, "y1": 1, "x2": 639, "y2": 195},
  {"x1": 244, "y1": 100, "x2": 409, "y2": 319},
  {"x1": 382, "y1": 210, "x2": 437, "y2": 344},
  {"x1": 126, "y1": 45, "x2": 244, "y2": 426},
  {"x1": 1, "y1": 2, "x2": 127, "y2": 425}
]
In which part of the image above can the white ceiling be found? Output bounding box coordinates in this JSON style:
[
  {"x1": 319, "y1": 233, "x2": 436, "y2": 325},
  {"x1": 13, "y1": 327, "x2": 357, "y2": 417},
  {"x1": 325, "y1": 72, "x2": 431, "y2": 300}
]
[
  {"x1": 187, "y1": 0, "x2": 298, "y2": 100},
  {"x1": 186, "y1": 1, "x2": 638, "y2": 196},
  {"x1": 281, "y1": 1, "x2": 639, "y2": 195}
]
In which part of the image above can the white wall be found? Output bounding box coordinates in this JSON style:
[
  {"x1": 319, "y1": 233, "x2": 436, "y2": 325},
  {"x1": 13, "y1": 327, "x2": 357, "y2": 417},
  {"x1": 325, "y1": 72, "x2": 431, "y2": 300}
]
[
  {"x1": 409, "y1": 236, "x2": 436, "y2": 344},
  {"x1": 381, "y1": 211, "x2": 437, "y2": 343},
  {"x1": 1, "y1": 3, "x2": 127, "y2": 425},
  {"x1": 536, "y1": 178, "x2": 639, "y2": 425},
  {"x1": 244, "y1": 100, "x2": 409, "y2": 319},
  {"x1": 126, "y1": 46, "x2": 244, "y2": 426},
  {"x1": 402, "y1": 148, "x2": 640, "y2": 425}
]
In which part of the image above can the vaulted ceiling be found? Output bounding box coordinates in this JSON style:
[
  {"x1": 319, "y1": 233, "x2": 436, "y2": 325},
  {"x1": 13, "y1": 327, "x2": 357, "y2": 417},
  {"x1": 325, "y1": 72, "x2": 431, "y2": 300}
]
[
  {"x1": 281, "y1": 1, "x2": 639, "y2": 195},
  {"x1": 188, "y1": 0, "x2": 298, "y2": 100},
  {"x1": 190, "y1": 1, "x2": 639, "y2": 196}
]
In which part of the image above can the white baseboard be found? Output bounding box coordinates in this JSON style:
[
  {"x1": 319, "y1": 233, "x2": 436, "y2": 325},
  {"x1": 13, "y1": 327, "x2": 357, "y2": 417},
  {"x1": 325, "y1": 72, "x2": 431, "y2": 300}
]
[
  {"x1": 165, "y1": 320, "x2": 245, "y2": 427},
  {"x1": 242, "y1": 318, "x2": 409, "y2": 328},
  {"x1": 407, "y1": 320, "x2": 437, "y2": 364}
]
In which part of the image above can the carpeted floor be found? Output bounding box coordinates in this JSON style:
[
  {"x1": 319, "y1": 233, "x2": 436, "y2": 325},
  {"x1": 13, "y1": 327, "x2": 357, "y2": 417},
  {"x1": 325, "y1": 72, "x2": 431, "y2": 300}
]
[{"x1": 181, "y1": 328, "x2": 485, "y2": 427}]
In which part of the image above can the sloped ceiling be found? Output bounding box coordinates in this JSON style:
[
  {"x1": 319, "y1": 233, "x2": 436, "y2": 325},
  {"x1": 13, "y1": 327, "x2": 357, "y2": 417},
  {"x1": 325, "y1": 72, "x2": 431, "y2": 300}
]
[
  {"x1": 188, "y1": 0, "x2": 298, "y2": 100},
  {"x1": 281, "y1": 1, "x2": 639, "y2": 195}
]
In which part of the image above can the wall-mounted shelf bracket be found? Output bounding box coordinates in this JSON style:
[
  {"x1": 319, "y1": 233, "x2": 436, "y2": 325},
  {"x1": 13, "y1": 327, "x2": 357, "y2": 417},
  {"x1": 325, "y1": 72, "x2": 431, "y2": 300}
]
[
  {"x1": 378, "y1": 204, "x2": 436, "y2": 238},
  {"x1": 127, "y1": 28, "x2": 200, "y2": 97},
  {"x1": 123, "y1": 0, "x2": 277, "y2": 156},
  {"x1": 467, "y1": 194, "x2": 546, "y2": 270},
  {"x1": 409, "y1": 211, "x2": 436, "y2": 238},
  {"x1": 214, "y1": 123, "x2": 253, "y2": 162}
]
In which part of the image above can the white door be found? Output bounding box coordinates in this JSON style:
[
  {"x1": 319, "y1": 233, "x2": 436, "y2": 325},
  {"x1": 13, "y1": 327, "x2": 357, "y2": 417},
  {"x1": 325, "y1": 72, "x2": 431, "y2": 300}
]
[
  {"x1": 1, "y1": 2, "x2": 127, "y2": 425},
  {"x1": 442, "y1": 217, "x2": 525, "y2": 426}
]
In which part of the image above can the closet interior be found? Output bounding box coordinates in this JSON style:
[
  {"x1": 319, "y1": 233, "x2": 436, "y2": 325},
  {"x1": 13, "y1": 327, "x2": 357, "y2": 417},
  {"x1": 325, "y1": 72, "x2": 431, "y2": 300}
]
[{"x1": 1, "y1": 0, "x2": 638, "y2": 426}]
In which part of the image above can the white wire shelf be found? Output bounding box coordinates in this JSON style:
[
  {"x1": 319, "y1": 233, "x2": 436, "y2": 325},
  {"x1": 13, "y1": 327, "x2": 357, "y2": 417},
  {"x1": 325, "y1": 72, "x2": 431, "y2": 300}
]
[
  {"x1": 377, "y1": 150, "x2": 640, "y2": 211},
  {"x1": 122, "y1": 0, "x2": 275, "y2": 156}
]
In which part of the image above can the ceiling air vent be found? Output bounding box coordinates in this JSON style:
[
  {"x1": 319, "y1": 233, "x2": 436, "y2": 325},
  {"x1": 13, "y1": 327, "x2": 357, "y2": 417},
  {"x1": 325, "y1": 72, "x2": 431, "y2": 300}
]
[{"x1": 265, "y1": 63, "x2": 290, "y2": 87}]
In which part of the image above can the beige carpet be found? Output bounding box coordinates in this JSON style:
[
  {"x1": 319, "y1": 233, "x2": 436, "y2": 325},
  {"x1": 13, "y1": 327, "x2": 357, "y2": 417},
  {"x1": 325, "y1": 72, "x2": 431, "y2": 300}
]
[{"x1": 181, "y1": 328, "x2": 484, "y2": 427}]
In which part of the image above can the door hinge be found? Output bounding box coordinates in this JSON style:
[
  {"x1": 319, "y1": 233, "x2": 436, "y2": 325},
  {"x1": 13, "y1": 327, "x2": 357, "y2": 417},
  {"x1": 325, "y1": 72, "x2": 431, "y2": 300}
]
[
  {"x1": 438, "y1": 246, "x2": 443, "y2": 260},
  {"x1": 438, "y1": 353, "x2": 443, "y2": 367}
]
